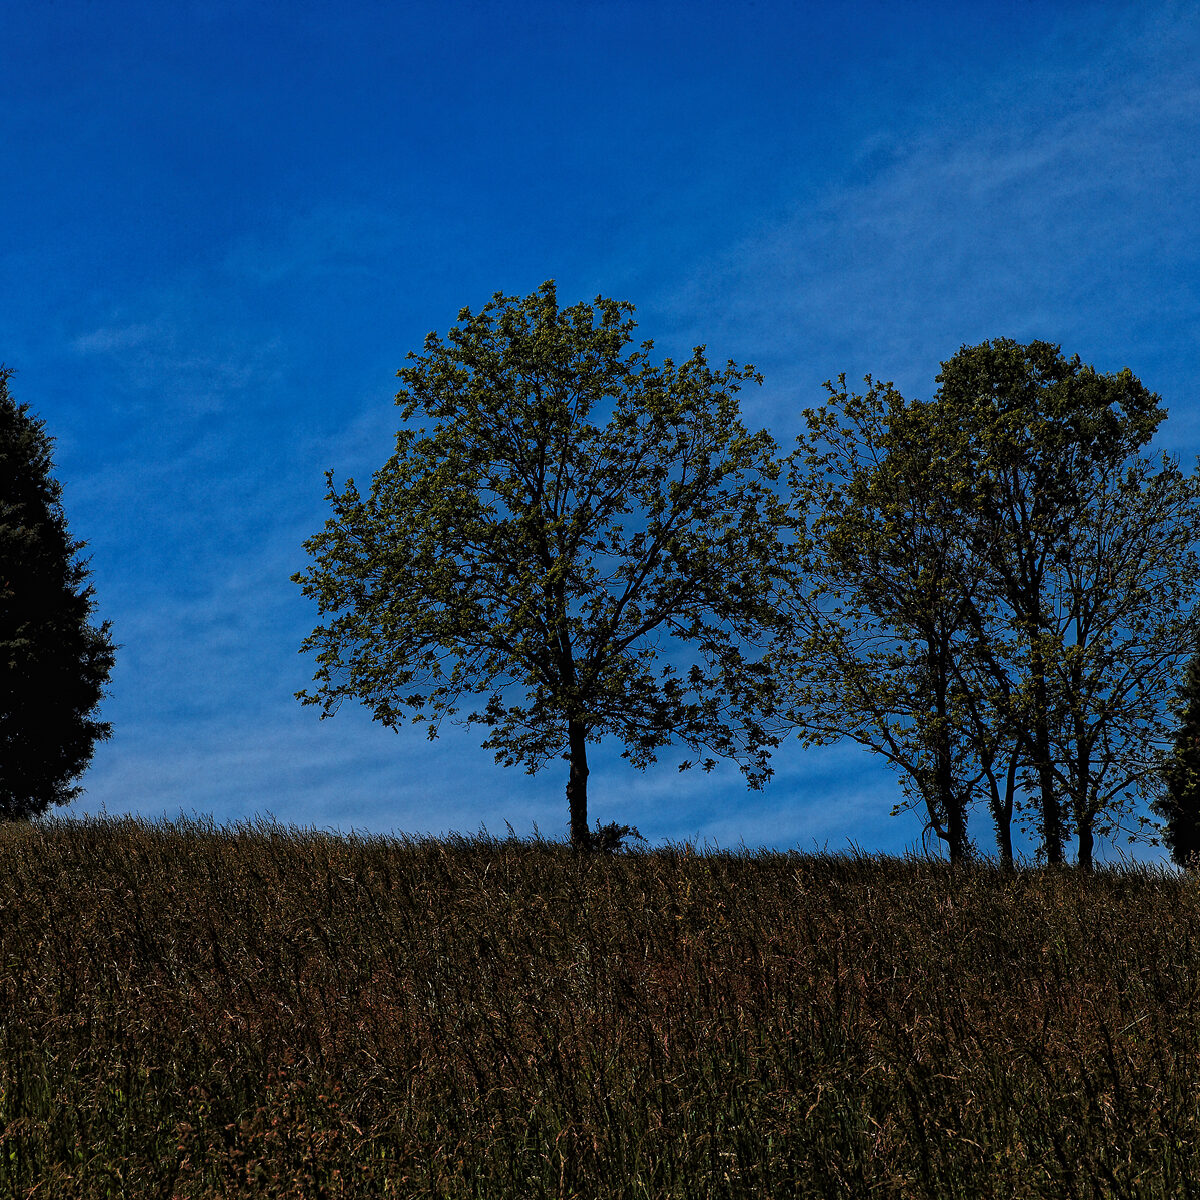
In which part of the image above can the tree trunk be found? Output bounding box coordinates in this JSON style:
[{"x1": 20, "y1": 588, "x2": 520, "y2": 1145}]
[
  {"x1": 931, "y1": 637, "x2": 968, "y2": 865},
  {"x1": 946, "y1": 797, "x2": 969, "y2": 866},
  {"x1": 1076, "y1": 818, "x2": 1094, "y2": 871},
  {"x1": 1030, "y1": 644, "x2": 1064, "y2": 865},
  {"x1": 566, "y1": 719, "x2": 590, "y2": 850},
  {"x1": 994, "y1": 815, "x2": 1014, "y2": 869},
  {"x1": 1034, "y1": 735, "x2": 1063, "y2": 863},
  {"x1": 1071, "y1": 672, "x2": 1097, "y2": 872}
]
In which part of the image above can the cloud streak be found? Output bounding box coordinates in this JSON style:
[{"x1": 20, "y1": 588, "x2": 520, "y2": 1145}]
[{"x1": 660, "y1": 6, "x2": 1200, "y2": 432}]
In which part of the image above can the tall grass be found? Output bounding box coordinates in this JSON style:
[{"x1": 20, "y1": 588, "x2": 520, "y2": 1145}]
[{"x1": 0, "y1": 813, "x2": 1198, "y2": 1197}]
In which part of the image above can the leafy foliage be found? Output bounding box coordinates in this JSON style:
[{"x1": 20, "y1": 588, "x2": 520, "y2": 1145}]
[
  {"x1": 294, "y1": 283, "x2": 795, "y2": 846},
  {"x1": 0, "y1": 368, "x2": 115, "y2": 819},
  {"x1": 587, "y1": 817, "x2": 647, "y2": 854},
  {"x1": 783, "y1": 376, "x2": 994, "y2": 864},
  {"x1": 932, "y1": 340, "x2": 1174, "y2": 866},
  {"x1": 784, "y1": 341, "x2": 1200, "y2": 867}
]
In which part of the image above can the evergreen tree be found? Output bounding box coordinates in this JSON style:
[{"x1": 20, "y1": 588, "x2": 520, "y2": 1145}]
[
  {"x1": 1156, "y1": 644, "x2": 1200, "y2": 868},
  {"x1": 0, "y1": 368, "x2": 115, "y2": 819}
]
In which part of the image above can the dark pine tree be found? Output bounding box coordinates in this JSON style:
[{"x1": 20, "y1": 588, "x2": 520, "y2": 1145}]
[
  {"x1": 0, "y1": 368, "x2": 115, "y2": 819},
  {"x1": 1156, "y1": 643, "x2": 1200, "y2": 868}
]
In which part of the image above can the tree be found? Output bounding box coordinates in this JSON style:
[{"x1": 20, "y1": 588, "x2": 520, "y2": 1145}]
[
  {"x1": 784, "y1": 342, "x2": 1192, "y2": 868},
  {"x1": 1038, "y1": 450, "x2": 1200, "y2": 868},
  {"x1": 0, "y1": 368, "x2": 115, "y2": 819},
  {"x1": 1155, "y1": 640, "x2": 1200, "y2": 868},
  {"x1": 292, "y1": 283, "x2": 795, "y2": 849},
  {"x1": 783, "y1": 377, "x2": 1005, "y2": 865},
  {"x1": 931, "y1": 339, "x2": 1165, "y2": 865}
]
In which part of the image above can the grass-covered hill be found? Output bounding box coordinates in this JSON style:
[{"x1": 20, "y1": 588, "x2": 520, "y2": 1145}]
[{"x1": 0, "y1": 814, "x2": 1197, "y2": 1198}]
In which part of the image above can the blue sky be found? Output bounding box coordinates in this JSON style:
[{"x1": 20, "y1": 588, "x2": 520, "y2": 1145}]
[{"x1": 3, "y1": 0, "x2": 1198, "y2": 860}]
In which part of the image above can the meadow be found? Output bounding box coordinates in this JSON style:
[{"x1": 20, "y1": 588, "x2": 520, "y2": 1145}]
[{"x1": 0, "y1": 814, "x2": 1198, "y2": 1198}]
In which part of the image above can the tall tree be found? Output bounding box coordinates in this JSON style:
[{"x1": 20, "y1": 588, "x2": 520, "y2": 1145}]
[
  {"x1": 1155, "y1": 640, "x2": 1200, "y2": 868},
  {"x1": 933, "y1": 340, "x2": 1166, "y2": 865},
  {"x1": 1038, "y1": 452, "x2": 1200, "y2": 868},
  {"x1": 293, "y1": 283, "x2": 795, "y2": 849},
  {"x1": 784, "y1": 377, "x2": 1004, "y2": 865},
  {"x1": 785, "y1": 343, "x2": 1185, "y2": 868},
  {"x1": 0, "y1": 368, "x2": 115, "y2": 819}
]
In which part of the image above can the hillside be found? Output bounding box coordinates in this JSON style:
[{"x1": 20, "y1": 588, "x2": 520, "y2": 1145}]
[{"x1": 0, "y1": 815, "x2": 1196, "y2": 1198}]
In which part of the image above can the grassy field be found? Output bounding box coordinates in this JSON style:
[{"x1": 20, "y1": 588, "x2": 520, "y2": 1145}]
[{"x1": 0, "y1": 814, "x2": 1198, "y2": 1198}]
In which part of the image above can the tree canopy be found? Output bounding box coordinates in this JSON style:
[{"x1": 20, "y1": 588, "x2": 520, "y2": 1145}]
[
  {"x1": 784, "y1": 340, "x2": 1200, "y2": 867},
  {"x1": 782, "y1": 376, "x2": 994, "y2": 864},
  {"x1": 293, "y1": 283, "x2": 796, "y2": 849},
  {"x1": 295, "y1": 304, "x2": 1200, "y2": 865},
  {"x1": 0, "y1": 368, "x2": 115, "y2": 819}
]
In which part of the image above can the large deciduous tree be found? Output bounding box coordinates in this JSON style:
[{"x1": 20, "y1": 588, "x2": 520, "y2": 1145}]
[
  {"x1": 1037, "y1": 450, "x2": 1200, "y2": 868},
  {"x1": 783, "y1": 377, "x2": 1002, "y2": 865},
  {"x1": 931, "y1": 339, "x2": 1168, "y2": 866},
  {"x1": 293, "y1": 283, "x2": 794, "y2": 849},
  {"x1": 0, "y1": 367, "x2": 115, "y2": 819},
  {"x1": 785, "y1": 341, "x2": 1198, "y2": 868}
]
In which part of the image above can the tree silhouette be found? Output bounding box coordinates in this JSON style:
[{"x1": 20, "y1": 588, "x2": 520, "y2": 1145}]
[
  {"x1": 0, "y1": 368, "x2": 115, "y2": 819},
  {"x1": 1156, "y1": 644, "x2": 1200, "y2": 868},
  {"x1": 293, "y1": 284, "x2": 795, "y2": 849}
]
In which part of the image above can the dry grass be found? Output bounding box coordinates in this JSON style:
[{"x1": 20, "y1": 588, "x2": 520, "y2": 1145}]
[{"x1": 0, "y1": 812, "x2": 1197, "y2": 1197}]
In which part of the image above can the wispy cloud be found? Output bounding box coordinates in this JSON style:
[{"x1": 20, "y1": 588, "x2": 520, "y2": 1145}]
[
  {"x1": 70, "y1": 297, "x2": 285, "y2": 419},
  {"x1": 72, "y1": 323, "x2": 155, "y2": 354},
  {"x1": 659, "y1": 6, "x2": 1200, "y2": 431}
]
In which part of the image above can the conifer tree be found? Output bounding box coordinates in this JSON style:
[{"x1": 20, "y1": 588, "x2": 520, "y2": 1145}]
[
  {"x1": 0, "y1": 368, "x2": 115, "y2": 819},
  {"x1": 1156, "y1": 645, "x2": 1200, "y2": 868}
]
